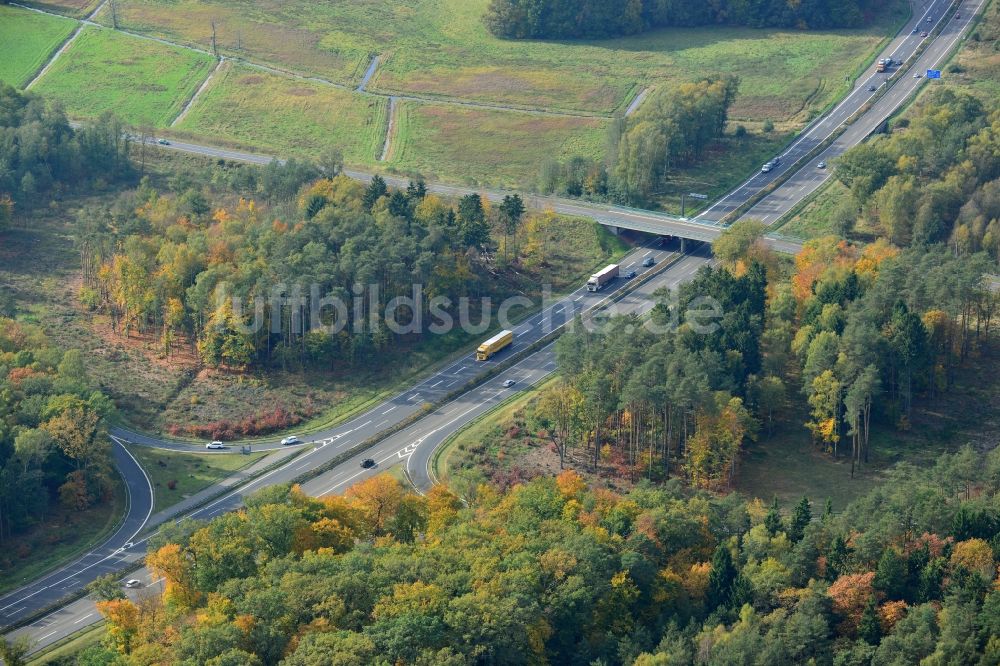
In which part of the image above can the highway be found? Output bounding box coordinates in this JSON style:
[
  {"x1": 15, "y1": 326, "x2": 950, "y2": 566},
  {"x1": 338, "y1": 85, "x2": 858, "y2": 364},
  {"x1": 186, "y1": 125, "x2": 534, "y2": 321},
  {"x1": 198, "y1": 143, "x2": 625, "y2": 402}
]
[
  {"x1": 300, "y1": 250, "x2": 713, "y2": 497},
  {"x1": 697, "y1": 0, "x2": 960, "y2": 224},
  {"x1": 3, "y1": 0, "x2": 986, "y2": 653},
  {"x1": 130, "y1": 0, "x2": 967, "y2": 253},
  {"x1": 741, "y1": 0, "x2": 986, "y2": 224},
  {"x1": 1, "y1": 238, "x2": 689, "y2": 649}
]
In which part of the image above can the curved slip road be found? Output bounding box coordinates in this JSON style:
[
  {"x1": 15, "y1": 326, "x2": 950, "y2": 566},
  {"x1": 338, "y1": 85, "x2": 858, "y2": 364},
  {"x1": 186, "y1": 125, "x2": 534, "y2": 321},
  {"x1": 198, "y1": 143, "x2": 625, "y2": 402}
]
[
  {"x1": 0, "y1": 442, "x2": 152, "y2": 629},
  {"x1": 2, "y1": 238, "x2": 688, "y2": 651},
  {"x1": 5, "y1": 0, "x2": 987, "y2": 650}
]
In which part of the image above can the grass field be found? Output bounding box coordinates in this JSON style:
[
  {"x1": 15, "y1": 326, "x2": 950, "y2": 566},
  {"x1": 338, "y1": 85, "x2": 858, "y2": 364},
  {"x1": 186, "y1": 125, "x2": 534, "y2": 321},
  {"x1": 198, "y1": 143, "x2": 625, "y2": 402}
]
[
  {"x1": 0, "y1": 6, "x2": 76, "y2": 88},
  {"x1": 125, "y1": 445, "x2": 269, "y2": 513},
  {"x1": 387, "y1": 101, "x2": 609, "y2": 188},
  {"x1": 173, "y1": 63, "x2": 388, "y2": 162},
  {"x1": 31, "y1": 26, "x2": 216, "y2": 126},
  {"x1": 96, "y1": 0, "x2": 907, "y2": 119}
]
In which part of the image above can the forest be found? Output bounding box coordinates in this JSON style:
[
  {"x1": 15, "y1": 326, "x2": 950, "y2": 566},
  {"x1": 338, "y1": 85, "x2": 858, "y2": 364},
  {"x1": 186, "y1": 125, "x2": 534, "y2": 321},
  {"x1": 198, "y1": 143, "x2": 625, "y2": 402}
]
[
  {"x1": 0, "y1": 318, "x2": 115, "y2": 554},
  {"x1": 74, "y1": 169, "x2": 537, "y2": 376},
  {"x1": 484, "y1": 0, "x2": 877, "y2": 40},
  {"x1": 834, "y1": 88, "x2": 1000, "y2": 258},
  {"x1": 540, "y1": 77, "x2": 738, "y2": 205},
  {"x1": 528, "y1": 230, "x2": 997, "y2": 491},
  {"x1": 65, "y1": 444, "x2": 1000, "y2": 665},
  {"x1": 0, "y1": 84, "x2": 133, "y2": 220}
]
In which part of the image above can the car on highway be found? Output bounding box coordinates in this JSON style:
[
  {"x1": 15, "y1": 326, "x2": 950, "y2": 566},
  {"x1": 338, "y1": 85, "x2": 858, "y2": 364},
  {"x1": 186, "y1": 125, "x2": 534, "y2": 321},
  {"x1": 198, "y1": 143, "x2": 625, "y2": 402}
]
[
  {"x1": 206, "y1": 440, "x2": 224, "y2": 449},
  {"x1": 761, "y1": 162, "x2": 774, "y2": 173},
  {"x1": 624, "y1": 270, "x2": 637, "y2": 279},
  {"x1": 502, "y1": 379, "x2": 515, "y2": 388},
  {"x1": 157, "y1": 138, "x2": 170, "y2": 145},
  {"x1": 361, "y1": 458, "x2": 376, "y2": 469},
  {"x1": 912, "y1": 27, "x2": 919, "y2": 33},
  {"x1": 956, "y1": 14, "x2": 960, "y2": 19},
  {"x1": 867, "y1": 84, "x2": 877, "y2": 91},
  {"x1": 280, "y1": 435, "x2": 302, "y2": 446},
  {"x1": 921, "y1": 31, "x2": 929, "y2": 37},
  {"x1": 642, "y1": 254, "x2": 655, "y2": 267},
  {"x1": 124, "y1": 579, "x2": 142, "y2": 588},
  {"x1": 926, "y1": 16, "x2": 933, "y2": 23},
  {"x1": 914, "y1": 72, "x2": 923, "y2": 78},
  {"x1": 817, "y1": 161, "x2": 827, "y2": 169}
]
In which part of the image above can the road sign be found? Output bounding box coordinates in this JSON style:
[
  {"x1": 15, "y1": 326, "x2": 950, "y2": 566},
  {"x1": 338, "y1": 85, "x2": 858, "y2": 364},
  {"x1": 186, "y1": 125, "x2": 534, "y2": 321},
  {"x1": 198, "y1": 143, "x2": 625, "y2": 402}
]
[
  {"x1": 927, "y1": 69, "x2": 941, "y2": 79},
  {"x1": 688, "y1": 193, "x2": 708, "y2": 200}
]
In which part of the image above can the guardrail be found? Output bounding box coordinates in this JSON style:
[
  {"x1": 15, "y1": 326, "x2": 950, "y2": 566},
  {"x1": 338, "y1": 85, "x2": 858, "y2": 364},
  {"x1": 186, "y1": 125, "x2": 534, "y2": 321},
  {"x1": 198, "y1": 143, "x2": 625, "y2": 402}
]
[{"x1": 285, "y1": 250, "x2": 689, "y2": 489}]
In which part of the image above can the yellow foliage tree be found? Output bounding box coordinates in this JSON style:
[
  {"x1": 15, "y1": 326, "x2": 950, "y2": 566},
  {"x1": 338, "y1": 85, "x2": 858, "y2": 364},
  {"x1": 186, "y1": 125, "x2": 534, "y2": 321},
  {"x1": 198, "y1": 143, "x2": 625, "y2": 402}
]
[{"x1": 951, "y1": 538, "x2": 995, "y2": 579}]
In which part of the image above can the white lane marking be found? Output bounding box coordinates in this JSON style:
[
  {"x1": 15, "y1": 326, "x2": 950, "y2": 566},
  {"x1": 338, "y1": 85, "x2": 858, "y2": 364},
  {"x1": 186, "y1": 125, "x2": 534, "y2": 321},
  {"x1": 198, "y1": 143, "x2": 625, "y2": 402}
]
[
  {"x1": 397, "y1": 442, "x2": 421, "y2": 459},
  {"x1": 381, "y1": 406, "x2": 397, "y2": 415},
  {"x1": 428, "y1": 380, "x2": 443, "y2": 388},
  {"x1": 73, "y1": 613, "x2": 95, "y2": 624},
  {"x1": 573, "y1": 295, "x2": 584, "y2": 301},
  {"x1": 375, "y1": 420, "x2": 388, "y2": 428},
  {"x1": 39, "y1": 630, "x2": 58, "y2": 640},
  {"x1": 357, "y1": 420, "x2": 372, "y2": 429}
]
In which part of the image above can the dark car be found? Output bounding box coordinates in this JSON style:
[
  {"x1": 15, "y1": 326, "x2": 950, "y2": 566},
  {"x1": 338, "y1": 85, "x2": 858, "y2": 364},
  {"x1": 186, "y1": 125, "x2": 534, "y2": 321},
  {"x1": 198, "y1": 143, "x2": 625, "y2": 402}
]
[
  {"x1": 157, "y1": 138, "x2": 170, "y2": 145},
  {"x1": 624, "y1": 270, "x2": 637, "y2": 279},
  {"x1": 867, "y1": 84, "x2": 876, "y2": 91},
  {"x1": 361, "y1": 458, "x2": 376, "y2": 469}
]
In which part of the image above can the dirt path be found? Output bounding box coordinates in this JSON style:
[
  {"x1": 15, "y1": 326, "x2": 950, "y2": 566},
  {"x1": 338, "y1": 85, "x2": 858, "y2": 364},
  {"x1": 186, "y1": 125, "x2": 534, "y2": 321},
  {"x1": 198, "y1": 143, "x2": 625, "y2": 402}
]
[
  {"x1": 171, "y1": 57, "x2": 224, "y2": 126},
  {"x1": 12, "y1": 2, "x2": 620, "y2": 119},
  {"x1": 379, "y1": 96, "x2": 398, "y2": 162}
]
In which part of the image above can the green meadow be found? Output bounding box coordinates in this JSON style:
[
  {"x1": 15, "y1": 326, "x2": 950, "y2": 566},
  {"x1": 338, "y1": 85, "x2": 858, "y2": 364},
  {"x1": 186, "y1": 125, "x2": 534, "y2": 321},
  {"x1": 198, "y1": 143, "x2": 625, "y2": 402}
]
[
  {"x1": 31, "y1": 26, "x2": 216, "y2": 126},
  {"x1": 0, "y1": 6, "x2": 76, "y2": 88}
]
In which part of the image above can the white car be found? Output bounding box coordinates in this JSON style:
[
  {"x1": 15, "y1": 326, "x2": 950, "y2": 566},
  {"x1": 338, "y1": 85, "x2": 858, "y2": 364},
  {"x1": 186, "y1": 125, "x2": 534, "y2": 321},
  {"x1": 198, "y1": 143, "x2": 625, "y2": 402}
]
[
  {"x1": 206, "y1": 441, "x2": 224, "y2": 449},
  {"x1": 280, "y1": 436, "x2": 302, "y2": 446},
  {"x1": 502, "y1": 379, "x2": 515, "y2": 388},
  {"x1": 124, "y1": 579, "x2": 142, "y2": 588}
]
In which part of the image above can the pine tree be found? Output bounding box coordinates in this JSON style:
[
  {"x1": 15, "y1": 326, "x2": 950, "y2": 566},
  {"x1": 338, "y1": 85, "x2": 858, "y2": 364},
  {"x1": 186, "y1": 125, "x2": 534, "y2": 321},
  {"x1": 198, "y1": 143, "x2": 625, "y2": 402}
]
[
  {"x1": 707, "y1": 543, "x2": 737, "y2": 610},
  {"x1": 764, "y1": 497, "x2": 783, "y2": 536},
  {"x1": 858, "y1": 595, "x2": 881, "y2": 644},
  {"x1": 873, "y1": 547, "x2": 907, "y2": 601},
  {"x1": 788, "y1": 496, "x2": 812, "y2": 542},
  {"x1": 363, "y1": 175, "x2": 388, "y2": 211},
  {"x1": 827, "y1": 534, "x2": 849, "y2": 580}
]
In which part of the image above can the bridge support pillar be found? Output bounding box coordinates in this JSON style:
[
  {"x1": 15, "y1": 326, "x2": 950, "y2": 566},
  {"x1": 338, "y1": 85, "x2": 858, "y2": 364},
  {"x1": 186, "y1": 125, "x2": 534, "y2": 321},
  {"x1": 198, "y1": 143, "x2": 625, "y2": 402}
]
[
  {"x1": 680, "y1": 237, "x2": 687, "y2": 253},
  {"x1": 607, "y1": 226, "x2": 620, "y2": 236}
]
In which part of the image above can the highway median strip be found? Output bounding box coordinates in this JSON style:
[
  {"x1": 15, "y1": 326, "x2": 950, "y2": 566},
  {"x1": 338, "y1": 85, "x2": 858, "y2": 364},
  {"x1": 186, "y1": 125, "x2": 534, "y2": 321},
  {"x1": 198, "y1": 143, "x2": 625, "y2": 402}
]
[{"x1": 286, "y1": 250, "x2": 686, "y2": 491}]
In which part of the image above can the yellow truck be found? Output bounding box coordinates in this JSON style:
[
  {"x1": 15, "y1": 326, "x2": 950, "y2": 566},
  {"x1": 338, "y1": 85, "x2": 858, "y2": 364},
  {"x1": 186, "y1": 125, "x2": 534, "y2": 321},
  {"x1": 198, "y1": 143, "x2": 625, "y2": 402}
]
[{"x1": 476, "y1": 329, "x2": 514, "y2": 361}]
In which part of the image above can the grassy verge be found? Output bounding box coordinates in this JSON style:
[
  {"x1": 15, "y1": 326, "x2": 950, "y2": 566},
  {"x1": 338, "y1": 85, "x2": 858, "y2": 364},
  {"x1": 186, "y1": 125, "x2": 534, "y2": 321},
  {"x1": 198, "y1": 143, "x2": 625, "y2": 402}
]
[
  {"x1": 0, "y1": 5, "x2": 76, "y2": 88},
  {"x1": 31, "y1": 26, "x2": 216, "y2": 126},
  {"x1": 28, "y1": 622, "x2": 106, "y2": 664},
  {"x1": 124, "y1": 445, "x2": 270, "y2": 513},
  {"x1": 0, "y1": 482, "x2": 124, "y2": 596},
  {"x1": 173, "y1": 62, "x2": 388, "y2": 163},
  {"x1": 433, "y1": 376, "x2": 554, "y2": 483}
]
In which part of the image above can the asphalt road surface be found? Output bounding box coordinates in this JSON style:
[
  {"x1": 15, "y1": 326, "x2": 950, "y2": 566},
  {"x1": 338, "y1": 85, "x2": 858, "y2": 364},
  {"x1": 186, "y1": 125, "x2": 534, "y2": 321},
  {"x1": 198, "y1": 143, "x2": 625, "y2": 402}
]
[
  {"x1": 0, "y1": 443, "x2": 152, "y2": 629},
  {"x1": 1, "y1": 238, "x2": 689, "y2": 648},
  {"x1": 4, "y1": 0, "x2": 985, "y2": 652},
  {"x1": 741, "y1": 0, "x2": 986, "y2": 225},
  {"x1": 698, "y1": 0, "x2": 960, "y2": 224}
]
